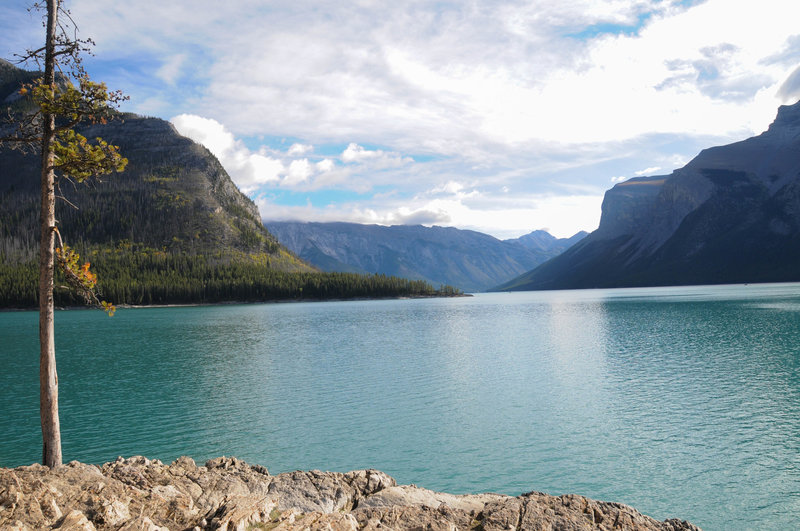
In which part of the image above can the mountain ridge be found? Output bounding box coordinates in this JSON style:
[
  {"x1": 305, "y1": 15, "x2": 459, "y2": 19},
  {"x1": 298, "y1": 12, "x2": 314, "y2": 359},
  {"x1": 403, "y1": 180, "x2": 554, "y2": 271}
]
[
  {"x1": 265, "y1": 221, "x2": 585, "y2": 292},
  {"x1": 497, "y1": 100, "x2": 800, "y2": 291}
]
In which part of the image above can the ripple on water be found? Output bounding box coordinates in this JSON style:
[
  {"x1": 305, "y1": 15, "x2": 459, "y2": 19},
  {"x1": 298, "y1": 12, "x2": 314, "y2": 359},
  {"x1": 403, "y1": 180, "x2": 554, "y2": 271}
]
[{"x1": 2, "y1": 286, "x2": 800, "y2": 530}]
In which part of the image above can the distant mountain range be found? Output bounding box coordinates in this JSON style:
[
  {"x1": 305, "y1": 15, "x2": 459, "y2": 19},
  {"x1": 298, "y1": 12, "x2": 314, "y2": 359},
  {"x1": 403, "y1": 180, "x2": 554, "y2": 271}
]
[
  {"x1": 497, "y1": 100, "x2": 800, "y2": 291},
  {"x1": 265, "y1": 222, "x2": 586, "y2": 292}
]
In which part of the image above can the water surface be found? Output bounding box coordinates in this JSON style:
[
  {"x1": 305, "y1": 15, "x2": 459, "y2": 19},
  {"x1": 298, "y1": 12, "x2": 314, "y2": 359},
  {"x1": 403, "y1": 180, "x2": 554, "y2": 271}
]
[{"x1": 2, "y1": 283, "x2": 800, "y2": 530}]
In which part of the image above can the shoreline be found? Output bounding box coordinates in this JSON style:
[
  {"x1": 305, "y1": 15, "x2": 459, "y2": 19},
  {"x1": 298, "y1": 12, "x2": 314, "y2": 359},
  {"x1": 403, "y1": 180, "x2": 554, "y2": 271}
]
[
  {"x1": 0, "y1": 455, "x2": 700, "y2": 530},
  {"x1": 0, "y1": 292, "x2": 474, "y2": 313}
]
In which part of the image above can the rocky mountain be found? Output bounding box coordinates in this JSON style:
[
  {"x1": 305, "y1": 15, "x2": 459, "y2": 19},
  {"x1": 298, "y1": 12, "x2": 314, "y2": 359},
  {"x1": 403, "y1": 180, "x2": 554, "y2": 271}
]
[
  {"x1": 497, "y1": 100, "x2": 800, "y2": 291},
  {"x1": 505, "y1": 229, "x2": 589, "y2": 254},
  {"x1": 0, "y1": 60, "x2": 310, "y2": 269},
  {"x1": 265, "y1": 222, "x2": 585, "y2": 292},
  {"x1": 0, "y1": 455, "x2": 700, "y2": 530}
]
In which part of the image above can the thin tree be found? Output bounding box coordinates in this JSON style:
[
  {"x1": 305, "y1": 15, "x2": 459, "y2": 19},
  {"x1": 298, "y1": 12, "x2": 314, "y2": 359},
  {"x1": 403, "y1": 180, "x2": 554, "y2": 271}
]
[{"x1": 0, "y1": 0, "x2": 126, "y2": 467}]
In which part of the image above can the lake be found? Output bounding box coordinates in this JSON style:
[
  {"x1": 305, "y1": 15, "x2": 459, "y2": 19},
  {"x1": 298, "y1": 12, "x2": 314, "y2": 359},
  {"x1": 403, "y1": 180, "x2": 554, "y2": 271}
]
[{"x1": 2, "y1": 284, "x2": 800, "y2": 530}]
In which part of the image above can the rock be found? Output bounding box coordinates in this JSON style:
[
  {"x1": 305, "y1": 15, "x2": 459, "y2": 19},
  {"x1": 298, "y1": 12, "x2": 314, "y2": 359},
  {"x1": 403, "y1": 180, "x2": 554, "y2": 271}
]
[
  {"x1": 343, "y1": 469, "x2": 396, "y2": 498},
  {"x1": 0, "y1": 456, "x2": 701, "y2": 530},
  {"x1": 55, "y1": 510, "x2": 96, "y2": 531},
  {"x1": 356, "y1": 504, "x2": 469, "y2": 531},
  {"x1": 478, "y1": 492, "x2": 699, "y2": 531},
  {"x1": 117, "y1": 516, "x2": 168, "y2": 531},
  {"x1": 356, "y1": 484, "x2": 502, "y2": 515},
  {"x1": 268, "y1": 509, "x2": 359, "y2": 531},
  {"x1": 268, "y1": 470, "x2": 359, "y2": 513},
  {"x1": 204, "y1": 495, "x2": 276, "y2": 530}
]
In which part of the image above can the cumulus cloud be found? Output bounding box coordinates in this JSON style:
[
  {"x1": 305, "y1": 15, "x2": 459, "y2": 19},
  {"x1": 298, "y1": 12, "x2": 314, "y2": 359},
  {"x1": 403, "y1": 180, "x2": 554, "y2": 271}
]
[
  {"x1": 172, "y1": 113, "x2": 424, "y2": 208},
  {"x1": 288, "y1": 143, "x2": 313, "y2": 156},
  {"x1": 171, "y1": 114, "x2": 283, "y2": 192},
  {"x1": 342, "y1": 143, "x2": 376, "y2": 162},
  {"x1": 284, "y1": 159, "x2": 313, "y2": 186},
  {"x1": 316, "y1": 159, "x2": 335, "y2": 173}
]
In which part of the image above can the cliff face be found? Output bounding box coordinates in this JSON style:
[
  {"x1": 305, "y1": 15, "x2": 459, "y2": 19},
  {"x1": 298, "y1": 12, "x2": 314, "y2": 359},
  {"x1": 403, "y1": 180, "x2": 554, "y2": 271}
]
[
  {"x1": 0, "y1": 456, "x2": 700, "y2": 530},
  {"x1": 593, "y1": 176, "x2": 666, "y2": 241},
  {"x1": 266, "y1": 222, "x2": 584, "y2": 292},
  {"x1": 498, "y1": 100, "x2": 800, "y2": 291}
]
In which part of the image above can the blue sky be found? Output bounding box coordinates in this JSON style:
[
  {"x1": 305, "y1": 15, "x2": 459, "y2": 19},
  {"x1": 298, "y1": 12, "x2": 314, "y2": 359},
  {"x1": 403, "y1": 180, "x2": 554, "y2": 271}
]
[{"x1": 3, "y1": 0, "x2": 800, "y2": 238}]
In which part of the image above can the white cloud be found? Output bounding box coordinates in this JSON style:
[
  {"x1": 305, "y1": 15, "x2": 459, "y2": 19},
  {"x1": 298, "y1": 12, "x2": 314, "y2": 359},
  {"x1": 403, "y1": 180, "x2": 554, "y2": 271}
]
[
  {"x1": 288, "y1": 143, "x2": 313, "y2": 156},
  {"x1": 316, "y1": 159, "x2": 335, "y2": 173},
  {"x1": 244, "y1": 155, "x2": 284, "y2": 188},
  {"x1": 340, "y1": 143, "x2": 413, "y2": 170},
  {"x1": 171, "y1": 114, "x2": 235, "y2": 155},
  {"x1": 284, "y1": 159, "x2": 313, "y2": 186},
  {"x1": 431, "y1": 181, "x2": 465, "y2": 195},
  {"x1": 173, "y1": 114, "x2": 421, "y2": 198},
  {"x1": 171, "y1": 114, "x2": 283, "y2": 192},
  {"x1": 610, "y1": 176, "x2": 628, "y2": 183},
  {"x1": 635, "y1": 166, "x2": 661, "y2": 176},
  {"x1": 341, "y1": 143, "x2": 376, "y2": 162}
]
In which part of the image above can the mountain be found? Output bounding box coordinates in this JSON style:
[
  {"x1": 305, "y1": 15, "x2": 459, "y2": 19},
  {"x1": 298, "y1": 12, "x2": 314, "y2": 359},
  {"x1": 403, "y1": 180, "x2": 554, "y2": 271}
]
[
  {"x1": 504, "y1": 229, "x2": 589, "y2": 254},
  {"x1": 1, "y1": 61, "x2": 302, "y2": 263},
  {"x1": 265, "y1": 222, "x2": 585, "y2": 292},
  {"x1": 1, "y1": 61, "x2": 451, "y2": 306},
  {"x1": 497, "y1": 100, "x2": 800, "y2": 291}
]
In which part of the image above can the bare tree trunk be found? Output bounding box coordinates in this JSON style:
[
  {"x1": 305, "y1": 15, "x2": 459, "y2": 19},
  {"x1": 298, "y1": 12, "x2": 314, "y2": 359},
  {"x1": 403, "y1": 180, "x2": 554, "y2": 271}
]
[{"x1": 39, "y1": 0, "x2": 61, "y2": 468}]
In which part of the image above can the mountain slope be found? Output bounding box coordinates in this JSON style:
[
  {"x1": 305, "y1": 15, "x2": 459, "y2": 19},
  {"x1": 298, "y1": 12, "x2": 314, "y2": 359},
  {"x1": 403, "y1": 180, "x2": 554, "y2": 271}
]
[
  {"x1": 0, "y1": 111, "x2": 309, "y2": 269},
  {"x1": 265, "y1": 222, "x2": 584, "y2": 292},
  {"x1": 497, "y1": 100, "x2": 800, "y2": 291},
  {"x1": 1, "y1": 58, "x2": 304, "y2": 267},
  {"x1": 1, "y1": 61, "x2": 459, "y2": 305}
]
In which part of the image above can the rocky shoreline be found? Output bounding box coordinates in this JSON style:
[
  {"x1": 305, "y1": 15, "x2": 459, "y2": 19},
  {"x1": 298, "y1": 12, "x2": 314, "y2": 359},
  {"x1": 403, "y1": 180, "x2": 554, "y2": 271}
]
[{"x1": 0, "y1": 456, "x2": 700, "y2": 530}]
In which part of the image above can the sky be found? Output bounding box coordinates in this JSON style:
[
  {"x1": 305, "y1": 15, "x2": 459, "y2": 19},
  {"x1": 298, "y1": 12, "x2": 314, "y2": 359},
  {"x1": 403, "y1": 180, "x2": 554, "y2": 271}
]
[{"x1": 2, "y1": 1, "x2": 800, "y2": 239}]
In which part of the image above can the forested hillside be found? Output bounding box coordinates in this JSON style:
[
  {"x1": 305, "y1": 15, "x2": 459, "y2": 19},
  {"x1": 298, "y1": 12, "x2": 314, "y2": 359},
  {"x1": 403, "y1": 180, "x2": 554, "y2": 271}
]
[{"x1": 0, "y1": 60, "x2": 455, "y2": 306}]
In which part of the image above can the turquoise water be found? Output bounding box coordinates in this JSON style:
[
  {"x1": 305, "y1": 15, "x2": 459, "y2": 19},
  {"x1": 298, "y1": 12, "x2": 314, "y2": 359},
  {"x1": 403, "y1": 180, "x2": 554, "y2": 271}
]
[{"x1": 2, "y1": 284, "x2": 800, "y2": 530}]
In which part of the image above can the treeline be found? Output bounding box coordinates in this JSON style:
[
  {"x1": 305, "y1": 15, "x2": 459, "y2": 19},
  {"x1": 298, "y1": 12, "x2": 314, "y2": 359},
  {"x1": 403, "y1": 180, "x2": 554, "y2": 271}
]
[{"x1": 0, "y1": 246, "x2": 462, "y2": 308}]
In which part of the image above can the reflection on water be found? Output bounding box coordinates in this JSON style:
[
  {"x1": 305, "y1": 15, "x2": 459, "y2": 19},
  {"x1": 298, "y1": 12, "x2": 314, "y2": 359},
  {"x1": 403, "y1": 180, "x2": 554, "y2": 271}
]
[{"x1": 2, "y1": 284, "x2": 800, "y2": 530}]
